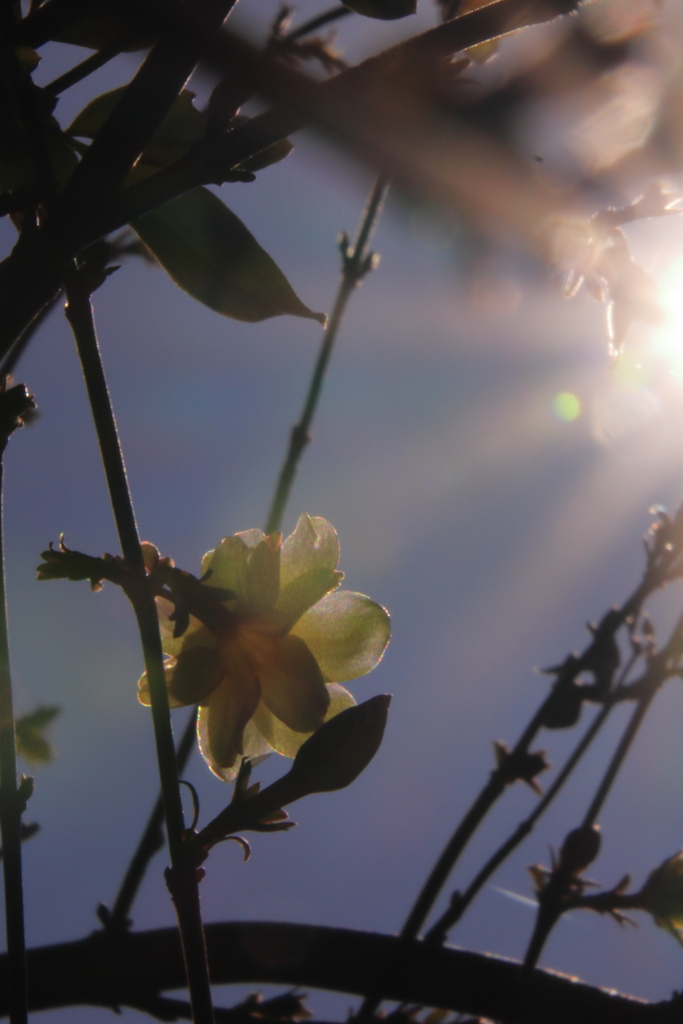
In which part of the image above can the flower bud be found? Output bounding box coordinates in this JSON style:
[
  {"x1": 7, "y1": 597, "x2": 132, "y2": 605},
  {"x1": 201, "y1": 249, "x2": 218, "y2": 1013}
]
[
  {"x1": 559, "y1": 825, "x2": 601, "y2": 876},
  {"x1": 287, "y1": 694, "x2": 391, "y2": 797},
  {"x1": 638, "y1": 851, "x2": 683, "y2": 930}
]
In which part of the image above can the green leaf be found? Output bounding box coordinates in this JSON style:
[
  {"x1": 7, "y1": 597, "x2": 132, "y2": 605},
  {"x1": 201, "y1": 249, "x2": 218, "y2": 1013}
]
[
  {"x1": 133, "y1": 188, "x2": 326, "y2": 324},
  {"x1": 68, "y1": 89, "x2": 207, "y2": 177},
  {"x1": 342, "y1": 0, "x2": 416, "y2": 19},
  {"x1": 15, "y1": 706, "x2": 61, "y2": 764}
]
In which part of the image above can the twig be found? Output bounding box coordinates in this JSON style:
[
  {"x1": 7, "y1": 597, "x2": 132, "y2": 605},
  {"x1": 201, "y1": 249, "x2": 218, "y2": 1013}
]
[
  {"x1": 424, "y1": 646, "x2": 642, "y2": 944},
  {"x1": 287, "y1": 5, "x2": 353, "y2": 42},
  {"x1": 265, "y1": 174, "x2": 388, "y2": 534},
  {"x1": 0, "y1": 384, "x2": 35, "y2": 1024},
  {"x1": 109, "y1": 175, "x2": 388, "y2": 925},
  {"x1": 104, "y1": 708, "x2": 198, "y2": 932},
  {"x1": 64, "y1": 265, "x2": 214, "y2": 1024},
  {"x1": 0, "y1": 293, "x2": 61, "y2": 379},
  {"x1": 518, "y1": 600, "x2": 683, "y2": 981},
  {"x1": 43, "y1": 34, "x2": 132, "y2": 96}
]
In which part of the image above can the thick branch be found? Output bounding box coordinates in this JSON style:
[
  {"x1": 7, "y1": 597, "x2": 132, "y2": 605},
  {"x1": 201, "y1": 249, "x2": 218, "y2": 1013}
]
[{"x1": 3, "y1": 922, "x2": 680, "y2": 1024}]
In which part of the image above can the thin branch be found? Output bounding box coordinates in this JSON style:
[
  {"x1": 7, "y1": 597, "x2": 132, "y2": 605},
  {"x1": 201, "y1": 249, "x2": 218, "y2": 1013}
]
[
  {"x1": 104, "y1": 708, "x2": 198, "y2": 933},
  {"x1": 0, "y1": 293, "x2": 61, "y2": 379},
  {"x1": 43, "y1": 34, "x2": 132, "y2": 96},
  {"x1": 63, "y1": 266, "x2": 214, "y2": 1024},
  {"x1": 2, "y1": 921, "x2": 680, "y2": 1024},
  {"x1": 0, "y1": 385, "x2": 36, "y2": 1024},
  {"x1": 287, "y1": 5, "x2": 353, "y2": 41},
  {"x1": 518, "y1": 601, "x2": 683, "y2": 980},
  {"x1": 265, "y1": 174, "x2": 388, "y2": 534},
  {"x1": 109, "y1": 175, "x2": 388, "y2": 918},
  {"x1": 424, "y1": 644, "x2": 643, "y2": 944}
]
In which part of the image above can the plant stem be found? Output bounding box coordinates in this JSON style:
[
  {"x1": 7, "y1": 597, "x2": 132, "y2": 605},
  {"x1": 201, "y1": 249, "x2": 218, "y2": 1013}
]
[
  {"x1": 0, "y1": 466, "x2": 27, "y2": 1024},
  {"x1": 425, "y1": 646, "x2": 642, "y2": 944},
  {"x1": 0, "y1": 293, "x2": 60, "y2": 379},
  {"x1": 64, "y1": 270, "x2": 214, "y2": 1024},
  {"x1": 106, "y1": 708, "x2": 197, "y2": 932},
  {"x1": 426, "y1": 702, "x2": 614, "y2": 944},
  {"x1": 43, "y1": 35, "x2": 130, "y2": 96},
  {"x1": 110, "y1": 176, "x2": 389, "y2": 927},
  {"x1": 287, "y1": 4, "x2": 353, "y2": 41},
  {"x1": 519, "y1": 636, "x2": 679, "y2": 981},
  {"x1": 265, "y1": 174, "x2": 388, "y2": 534},
  {"x1": 400, "y1": 704, "x2": 547, "y2": 946}
]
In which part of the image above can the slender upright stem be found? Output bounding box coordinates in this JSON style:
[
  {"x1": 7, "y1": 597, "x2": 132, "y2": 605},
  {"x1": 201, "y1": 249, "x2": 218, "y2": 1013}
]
[
  {"x1": 107, "y1": 708, "x2": 197, "y2": 932},
  {"x1": 425, "y1": 645, "x2": 643, "y2": 944},
  {"x1": 265, "y1": 174, "x2": 388, "y2": 534},
  {"x1": 0, "y1": 293, "x2": 60, "y2": 379},
  {"x1": 426, "y1": 701, "x2": 614, "y2": 944},
  {"x1": 400, "y1": 704, "x2": 546, "y2": 946},
  {"x1": 0, "y1": 457, "x2": 27, "y2": 1024},
  {"x1": 519, "y1": 648, "x2": 673, "y2": 981},
  {"x1": 108, "y1": 175, "x2": 389, "y2": 930},
  {"x1": 581, "y1": 694, "x2": 653, "y2": 829},
  {"x1": 43, "y1": 35, "x2": 130, "y2": 96},
  {"x1": 64, "y1": 271, "x2": 214, "y2": 1024},
  {"x1": 288, "y1": 4, "x2": 353, "y2": 41}
]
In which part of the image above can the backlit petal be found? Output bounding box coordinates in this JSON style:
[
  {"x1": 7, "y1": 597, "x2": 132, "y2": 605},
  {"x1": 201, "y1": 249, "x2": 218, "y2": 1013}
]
[
  {"x1": 276, "y1": 568, "x2": 343, "y2": 629},
  {"x1": 196, "y1": 650, "x2": 260, "y2": 779},
  {"x1": 138, "y1": 662, "x2": 193, "y2": 709},
  {"x1": 245, "y1": 534, "x2": 281, "y2": 613},
  {"x1": 200, "y1": 535, "x2": 251, "y2": 600},
  {"x1": 167, "y1": 645, "x2": 223, "y2": 705},
  {"x1": 252, "y1": 682, "x2": 356, "y2": 758},
  {"x1": 290, "y1": 591, "x2": 390, "y2": 681},
  {"x1": 257, "y1": 633, "x2": 329, "y2": 733},
  {"x1": 157, "y1": 597, "x2": 214, "y2": 657},
  {"x1": 280, "y1": 515, "x2": 340, "y2": 590}
]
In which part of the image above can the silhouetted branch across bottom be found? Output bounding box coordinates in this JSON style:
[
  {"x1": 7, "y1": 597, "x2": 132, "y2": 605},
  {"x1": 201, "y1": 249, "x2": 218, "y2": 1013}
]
[{"x1": 4, "y1": 921, "x2": 680, "y2": 1024}]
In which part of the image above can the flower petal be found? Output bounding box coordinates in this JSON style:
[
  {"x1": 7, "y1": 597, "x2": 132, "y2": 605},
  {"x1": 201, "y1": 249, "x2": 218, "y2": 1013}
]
[
  {"x1": 156, "y1": 597, "x2": 214, "y2": 657},
  {"x1": 252, "y1": 683, "x2": 356, "y2": 758},
  {"x1": 200, "y1": 529, "x2": 265, "y2": 601},
  {"x1": 257, "y1": 633, "x2": 330, "y2": 733},
  {"x1": 290, "y1": 591, "x2": 390, "y2": 681},
  {"x1": 245, "y1": 534, "x2": 281, "y2": 613},
  {"x1": 168, "y1": 645, "x2": 224, "y2": 705},
  {"x1": 196, "y1": 649, "x2": 261, "y2": 779},
  {"x1": 280, "y1": 515, "x2": 340, "y2": 590},
  {"x1": 276, "y1": 568, "x2": 343, "y2": 629},
  {"x1": 137, "y1": 662, "x2": 195, "y2": 709}
]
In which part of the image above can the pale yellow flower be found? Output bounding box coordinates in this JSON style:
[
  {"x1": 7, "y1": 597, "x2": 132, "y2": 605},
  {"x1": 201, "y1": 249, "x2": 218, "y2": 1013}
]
[{"x1": 138, "y1": 515, "x2": 390, "y2": 781}]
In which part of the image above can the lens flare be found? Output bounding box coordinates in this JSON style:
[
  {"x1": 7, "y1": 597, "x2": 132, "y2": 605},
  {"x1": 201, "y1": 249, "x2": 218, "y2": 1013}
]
[{"x1": 552, "y1": 392, "x2": 581, "y2": 422}]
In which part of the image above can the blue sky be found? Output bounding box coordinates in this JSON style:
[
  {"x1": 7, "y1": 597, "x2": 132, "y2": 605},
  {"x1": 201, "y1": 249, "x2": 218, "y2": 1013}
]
[{"x1": 3, "y1": 3, "x2": 683, "y2": 1021}]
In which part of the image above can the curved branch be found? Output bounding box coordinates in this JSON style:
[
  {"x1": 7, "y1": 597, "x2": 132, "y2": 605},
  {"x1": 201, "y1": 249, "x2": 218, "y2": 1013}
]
[{"x1": 4, "y1": 921, "x2": 680, "y2": 1024}]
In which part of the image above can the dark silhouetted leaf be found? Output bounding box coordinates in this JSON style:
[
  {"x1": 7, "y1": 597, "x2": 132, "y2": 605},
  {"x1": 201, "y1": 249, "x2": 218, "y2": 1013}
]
[
  {"x1": 68, "y1": 89, "x2": 207, "y2": 177},
  {"x1": 133, "y1": 188, "x2": 326, "y2": 324}
]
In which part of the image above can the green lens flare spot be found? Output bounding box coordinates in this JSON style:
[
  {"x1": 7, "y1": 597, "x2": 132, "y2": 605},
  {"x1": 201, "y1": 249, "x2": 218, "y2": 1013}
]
[{"x1": 552, "y1": 392, "x2": 581, "y2": 422}]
